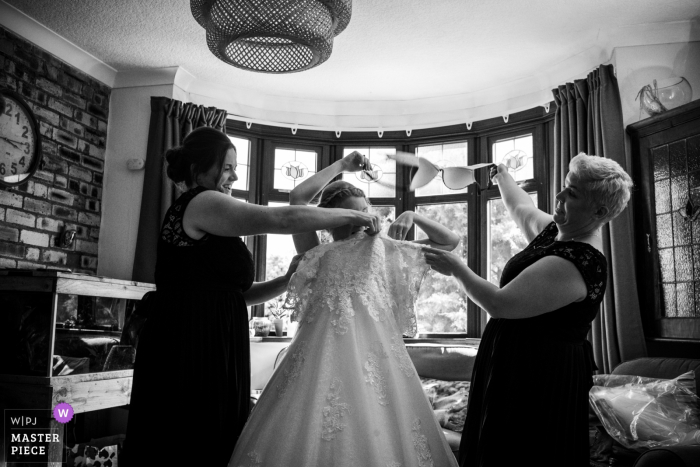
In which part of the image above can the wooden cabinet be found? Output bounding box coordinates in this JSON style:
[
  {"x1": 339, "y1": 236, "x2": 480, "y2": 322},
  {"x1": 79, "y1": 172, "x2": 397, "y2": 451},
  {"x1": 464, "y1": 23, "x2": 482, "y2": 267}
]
[
  {"x1": 0, "y1": 270, "x2": 154, "y2": 465},
  {"x1": 627, "y1": 100, "x2": 700, "y2": 345}
]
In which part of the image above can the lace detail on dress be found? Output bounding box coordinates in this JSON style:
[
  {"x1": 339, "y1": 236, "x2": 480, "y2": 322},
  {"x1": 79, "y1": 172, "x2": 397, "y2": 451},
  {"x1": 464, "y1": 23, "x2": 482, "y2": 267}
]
[
  {"x1": 247, "y1": 451, "x2": 262, "y2": 465},
  {"x1": 234, "y1": 450, "x2": 262, "y2": 467},
  {"x1": 364, "y1": 342, "x2": 389, "y2": 406},
  {"x1": 411, "y1": 418, "x2": 434, "y2": 467},
  {"x1": 391, "y1": 335, "x2": 415, "y2": 377},
  {"x1": 283, "y1": 232, "x2": 430, "y2": 337},
  {"x1": 549, "y1": 244, "x2": 606, "y2": 301},
  {"x1": 277, "y1": 341, "x2": 307, "y2": 398},
  {"x1": 160, "y1": 187, "x2": 206, "y2": 247},
  {"x1": 322, "y1": 378, "x2": 351, "y2": 441}
]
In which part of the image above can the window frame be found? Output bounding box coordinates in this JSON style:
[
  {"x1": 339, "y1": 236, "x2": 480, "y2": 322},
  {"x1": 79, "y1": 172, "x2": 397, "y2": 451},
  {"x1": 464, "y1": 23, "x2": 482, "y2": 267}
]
[
  {"x1": 225, "y1": 106, "x2": 555, "y2": 335},
  {"x1": 334, "y1": 144, "x2": 404, "y2": 221},
  {"x1": 477, "y1": 124, "x2": 549, "y2": 334}
]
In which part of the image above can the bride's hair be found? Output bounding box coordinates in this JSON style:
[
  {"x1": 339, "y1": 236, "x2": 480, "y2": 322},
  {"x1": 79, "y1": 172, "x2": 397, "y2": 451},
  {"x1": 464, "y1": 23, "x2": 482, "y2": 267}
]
[{"x1": 317, "y1": 181, "x2": 370, "y2": 209}]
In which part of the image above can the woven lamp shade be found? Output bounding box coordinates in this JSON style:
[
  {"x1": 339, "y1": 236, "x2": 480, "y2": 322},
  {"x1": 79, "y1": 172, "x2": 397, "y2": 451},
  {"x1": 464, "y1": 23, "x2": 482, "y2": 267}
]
[{"x1": 191, "y1": 0, "x2": 352, "y2": 73}]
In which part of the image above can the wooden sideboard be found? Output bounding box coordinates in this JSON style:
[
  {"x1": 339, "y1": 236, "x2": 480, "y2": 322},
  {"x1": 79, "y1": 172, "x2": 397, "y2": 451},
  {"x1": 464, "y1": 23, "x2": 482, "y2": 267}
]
[{"x1": 0, "y1": 269, "x2": 154, "y2": 465}]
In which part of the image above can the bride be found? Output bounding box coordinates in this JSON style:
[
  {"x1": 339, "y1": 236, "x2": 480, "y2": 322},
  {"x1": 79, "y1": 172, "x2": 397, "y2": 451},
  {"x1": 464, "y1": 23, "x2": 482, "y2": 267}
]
[{"x1": 229, "y1": 152, "x2": 460, "y2": 467}]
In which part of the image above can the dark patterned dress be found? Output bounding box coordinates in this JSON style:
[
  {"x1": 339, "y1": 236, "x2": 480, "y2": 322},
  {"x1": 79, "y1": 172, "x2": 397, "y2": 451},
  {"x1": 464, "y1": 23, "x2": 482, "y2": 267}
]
[
  {"x1": 458, "y1": 222, "x2": 607, "y2": 467},
  {"x1": 125, "y1": 186, "x2": 254, "y2": 466}
]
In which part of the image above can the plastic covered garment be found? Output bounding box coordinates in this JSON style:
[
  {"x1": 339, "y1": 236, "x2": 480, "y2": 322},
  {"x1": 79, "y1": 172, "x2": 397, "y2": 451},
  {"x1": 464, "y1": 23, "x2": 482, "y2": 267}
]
[
  {"x1": 589, "y1": 371, "x2": 700, "y2": 450},
  {"x1": 229, "y1": 232, "x2": 458, "y2": 467}
]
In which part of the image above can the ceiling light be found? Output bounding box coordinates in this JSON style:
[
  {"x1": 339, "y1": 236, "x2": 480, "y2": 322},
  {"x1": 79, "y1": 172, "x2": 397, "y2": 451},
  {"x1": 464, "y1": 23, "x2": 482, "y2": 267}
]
[{"x1": 191, "y1": 0, "x2": 352, "y2": 74}]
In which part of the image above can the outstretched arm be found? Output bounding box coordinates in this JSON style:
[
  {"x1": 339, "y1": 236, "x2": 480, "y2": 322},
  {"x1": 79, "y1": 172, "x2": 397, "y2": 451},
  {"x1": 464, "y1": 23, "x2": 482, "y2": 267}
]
[
  {"x1": 242, "y1": 255, "x2": 303, "y2": 305},
  {"x1": 491, "y1": 164, "x2": 552, "y2": 242},
  {"x1": 422, "y1": 247, "x2": 587, "y2": 319},
  {"x1": 388, "y1": 211, "x2": 460, "y2": 251},
  {"x1": 185, "y1": 190, "x2": 379, "y2": 239},
  {"x1": 289, "y1": 151, "x2": 370, "y2": 254}
]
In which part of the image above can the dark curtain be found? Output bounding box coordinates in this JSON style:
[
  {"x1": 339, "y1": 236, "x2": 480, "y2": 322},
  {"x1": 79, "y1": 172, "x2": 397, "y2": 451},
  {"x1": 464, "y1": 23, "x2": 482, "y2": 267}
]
[
  {"x1": 132, "y1": 97, "x2": 228, "y2": 283},
  {"x1": 552, "y1": 64, "x2": 647, "y2": 373}
]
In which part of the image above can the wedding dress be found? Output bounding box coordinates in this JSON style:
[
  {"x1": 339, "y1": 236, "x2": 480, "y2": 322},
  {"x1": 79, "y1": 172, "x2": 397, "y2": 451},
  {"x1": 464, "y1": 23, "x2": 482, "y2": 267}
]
[{"x1": 229, "y1": 232, "x2": 458, "y2": 467}]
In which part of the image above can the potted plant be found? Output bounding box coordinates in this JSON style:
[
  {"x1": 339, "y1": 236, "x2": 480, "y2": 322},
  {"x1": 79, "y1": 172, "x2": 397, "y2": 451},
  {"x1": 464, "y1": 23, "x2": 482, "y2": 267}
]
[{"x1": 266, "y1": 298, "x2": 287, "y2": 337}]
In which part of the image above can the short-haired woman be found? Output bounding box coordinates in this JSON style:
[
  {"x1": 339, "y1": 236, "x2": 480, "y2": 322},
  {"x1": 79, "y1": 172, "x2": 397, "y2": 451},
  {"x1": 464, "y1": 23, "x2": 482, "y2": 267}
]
[
  {"x1": 423, "y1": 153, "x2": 634, "y2": 467},
  {"x1": 123, "y1": 127, "x2": 381, "y2": 466}
]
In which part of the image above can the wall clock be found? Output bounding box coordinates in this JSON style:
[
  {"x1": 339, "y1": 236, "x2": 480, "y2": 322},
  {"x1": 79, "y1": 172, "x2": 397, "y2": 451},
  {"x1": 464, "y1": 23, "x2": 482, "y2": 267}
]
[{"x1": 0, "y1": 88, "x2": 42, "y2": 187}]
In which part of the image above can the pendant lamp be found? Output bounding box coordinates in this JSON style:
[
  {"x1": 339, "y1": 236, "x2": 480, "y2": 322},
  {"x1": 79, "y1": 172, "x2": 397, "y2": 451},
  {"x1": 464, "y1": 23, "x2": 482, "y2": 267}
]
[{"x1": 191, "y1": 0, "x2": 352, "y2": 73}]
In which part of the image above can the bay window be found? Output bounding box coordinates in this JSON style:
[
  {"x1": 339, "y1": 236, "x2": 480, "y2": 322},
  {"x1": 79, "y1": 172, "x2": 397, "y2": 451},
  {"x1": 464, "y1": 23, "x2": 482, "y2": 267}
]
[{"x1": 227, "y1": 106, "x2": 554, "y2": 336}]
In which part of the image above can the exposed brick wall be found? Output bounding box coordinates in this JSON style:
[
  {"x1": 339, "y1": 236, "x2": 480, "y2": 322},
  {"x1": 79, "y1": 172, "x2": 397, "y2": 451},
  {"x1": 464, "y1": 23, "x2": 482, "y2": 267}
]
[{"x1": 0, "y1": 26, "x2": 109, "y2": 274}]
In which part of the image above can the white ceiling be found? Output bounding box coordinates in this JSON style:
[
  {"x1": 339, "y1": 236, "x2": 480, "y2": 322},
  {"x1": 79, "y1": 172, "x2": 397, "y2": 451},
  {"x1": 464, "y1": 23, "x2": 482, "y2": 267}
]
[{"x1": 2, "y1": 0, "x2": 699, "y2": 130}]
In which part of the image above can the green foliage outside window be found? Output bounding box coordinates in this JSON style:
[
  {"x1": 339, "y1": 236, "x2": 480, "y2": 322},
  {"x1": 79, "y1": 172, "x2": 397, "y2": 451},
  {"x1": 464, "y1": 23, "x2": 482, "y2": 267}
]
[{"x1": 415, "y1": 203, "x2": 469, "y2": 332}]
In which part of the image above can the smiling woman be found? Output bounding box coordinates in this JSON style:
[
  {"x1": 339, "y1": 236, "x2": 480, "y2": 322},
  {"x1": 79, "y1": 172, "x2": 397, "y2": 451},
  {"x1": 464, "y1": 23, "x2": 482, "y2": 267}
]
[
  {"x1": 123, "y1": 127, "x2": 383, "y2": 466},
  {"x1": 423, "y1": 153, "x2": 634, "y2": 467}
]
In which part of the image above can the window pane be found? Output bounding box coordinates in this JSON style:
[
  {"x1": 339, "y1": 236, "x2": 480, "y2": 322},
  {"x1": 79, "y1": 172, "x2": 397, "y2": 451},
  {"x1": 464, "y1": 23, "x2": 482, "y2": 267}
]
[
  {"x1": 487, "y1": 194, "x2": 537, "y2": 285},
  {"x1": 414, "y1": 203, "x2": 469, "y2": 332},
  {"x1": 341, "y1": 147, "x2": 396, "y2": 197},
  {"x1": 492, "y1": 135, "x2": 533, "y2": 183},
  {"x1": 264, "y1": 203, "x2": 296, "y2": 317},
  {"x1": 415, "y1": 142, "x2": 469, "y2": 196},
  {"x1": 229, "y1": 135, "x2": 250, "y2": 191},
  {"x1": 265, "y1": 202, "x2": 297, "y2": 281},
  {"x1": 273, "y1": 149, "x2": 317, "y2": 192}
]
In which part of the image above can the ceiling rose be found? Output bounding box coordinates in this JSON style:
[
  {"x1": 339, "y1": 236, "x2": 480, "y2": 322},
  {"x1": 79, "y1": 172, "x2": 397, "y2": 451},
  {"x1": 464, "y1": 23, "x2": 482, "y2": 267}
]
[{"x1": 191, "y1": 0, "x2": 352, "y2": 74}]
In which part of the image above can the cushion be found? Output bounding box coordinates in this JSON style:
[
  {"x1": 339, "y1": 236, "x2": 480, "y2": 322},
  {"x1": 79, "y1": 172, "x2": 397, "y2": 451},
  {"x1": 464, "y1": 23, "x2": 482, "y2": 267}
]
[
  {"x1": 420, "y1": 378, "x2": 470, "y2": 433},
  {"x1": 633, "y1": 446, "x2": 700, "y2": 467},
  {"x1": 407, "y1": 344, "x2": 477, "y2": 381},
  {"x1": 53, "y1": 336, "x2": 120, "y2": 374},
  {"x1": 52, "y1": 355, "x2": 90, "y2": 376},
  {"x1": 613, "y1": 358, "x2": 700, "y2": 392},
  {"x1": 589, "y1": 370, "x2": 700, "y2": 450}
]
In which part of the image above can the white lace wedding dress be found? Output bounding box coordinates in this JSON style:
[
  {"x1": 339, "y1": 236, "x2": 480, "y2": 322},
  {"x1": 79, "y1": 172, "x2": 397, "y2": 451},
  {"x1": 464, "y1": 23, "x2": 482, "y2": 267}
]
[{"x1": 229, "y1": 232, "x2": 458, "y2": 467}]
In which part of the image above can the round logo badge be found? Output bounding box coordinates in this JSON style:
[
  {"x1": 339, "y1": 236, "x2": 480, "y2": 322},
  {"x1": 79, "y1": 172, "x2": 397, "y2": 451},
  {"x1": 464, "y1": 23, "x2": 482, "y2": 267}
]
[{"x1": 53, "y1": 403, "x2": 74, "y2": 423}]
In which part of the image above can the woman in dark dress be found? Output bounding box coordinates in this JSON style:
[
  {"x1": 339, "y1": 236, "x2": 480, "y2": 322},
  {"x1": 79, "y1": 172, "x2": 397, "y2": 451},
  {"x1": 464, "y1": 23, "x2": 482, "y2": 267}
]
[
  {"x1": 423, "y1": 153, "x2": 634, "y2": 467},
  {"x1": 123, "y1": 127, "x2": 381, "y2": 466}
]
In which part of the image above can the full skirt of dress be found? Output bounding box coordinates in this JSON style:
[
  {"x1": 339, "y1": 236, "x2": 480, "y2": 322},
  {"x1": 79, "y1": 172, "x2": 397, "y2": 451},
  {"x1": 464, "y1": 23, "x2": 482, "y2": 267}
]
[{"x1": 229, "y1": 233, "x2": 457, "y2": 467}]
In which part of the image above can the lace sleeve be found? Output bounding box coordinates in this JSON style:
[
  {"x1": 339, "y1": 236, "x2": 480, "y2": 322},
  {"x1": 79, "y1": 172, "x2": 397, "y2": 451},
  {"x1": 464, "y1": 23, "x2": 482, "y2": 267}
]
[
  {"x1": 283, "y1": 244, "x2": 329, "y2": 324},
  {"x1": 386, "y1": 239, "x2": 431, "y2": 337}
]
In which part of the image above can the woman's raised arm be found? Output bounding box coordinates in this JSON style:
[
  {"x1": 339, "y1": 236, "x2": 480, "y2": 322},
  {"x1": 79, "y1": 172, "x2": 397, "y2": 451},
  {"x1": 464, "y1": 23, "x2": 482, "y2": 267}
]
[
  {"x1": 388, "y1": 211, "x2": 460, "y2": 251},
  {"x1": 492, "y1": 164, "x2": 552, "y2": 242},
  {"x1": 289, "y1": 151, "x2": 370, "y2": 254}
]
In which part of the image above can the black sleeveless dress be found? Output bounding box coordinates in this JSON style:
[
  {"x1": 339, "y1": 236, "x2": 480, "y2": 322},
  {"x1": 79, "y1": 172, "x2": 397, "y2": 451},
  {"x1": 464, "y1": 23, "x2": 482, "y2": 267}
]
[
  {"x1": 458, "y1": 222, "x2": 607, "y2": 467},
  {"x1": 125, "y1": 186, "x2": 254, "y2": 466}
]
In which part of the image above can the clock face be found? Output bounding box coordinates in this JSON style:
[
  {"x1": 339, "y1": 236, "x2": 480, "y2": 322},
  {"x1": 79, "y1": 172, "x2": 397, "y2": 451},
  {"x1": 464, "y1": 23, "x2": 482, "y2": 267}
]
[{"x1": 0, "y1": 91, "x2": 39, "y2": 186}]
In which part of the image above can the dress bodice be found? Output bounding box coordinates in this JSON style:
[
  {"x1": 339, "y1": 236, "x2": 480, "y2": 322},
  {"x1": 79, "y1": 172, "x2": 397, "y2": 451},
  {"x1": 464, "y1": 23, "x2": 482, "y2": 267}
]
[
  {"x1": 155, "y1": 186, "x2": 255, "y2": 292},
  {"x1": 496, "y1": 221, "x2": 607, "y2": 340}
]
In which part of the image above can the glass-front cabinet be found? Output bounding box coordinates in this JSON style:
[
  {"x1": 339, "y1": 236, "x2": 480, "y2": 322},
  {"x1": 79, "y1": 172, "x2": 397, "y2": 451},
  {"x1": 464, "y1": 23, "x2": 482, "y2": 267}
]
[
  {"x1": 0, "y1": 270, "x2": 154, "y2": 464},
  {"x1": 0, "y1": 271, "x2": 153, "y2": 377}
]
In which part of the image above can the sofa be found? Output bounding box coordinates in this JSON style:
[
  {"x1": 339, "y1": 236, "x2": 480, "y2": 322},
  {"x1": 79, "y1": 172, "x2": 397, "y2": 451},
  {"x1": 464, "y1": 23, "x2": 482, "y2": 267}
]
[
  {"x1": 404, "y1": 342, "x2": 478, "y2": 454},
  {"x1": 608, "y1": 357, "x2": 700, "y2": 467}
]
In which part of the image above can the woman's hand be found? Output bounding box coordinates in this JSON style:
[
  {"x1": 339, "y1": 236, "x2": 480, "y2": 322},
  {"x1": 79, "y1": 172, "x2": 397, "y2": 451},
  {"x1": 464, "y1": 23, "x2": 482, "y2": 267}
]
[
  {"x1": 388, "y1": 211, "x2": 415, "y2": 240},
  {"x1": 284, "y1": 254, "x2": 304, "y2": 281},
  {"x1": 348, "y1": 210, "x2": 382, "y2": 235},
  {"x1": 423, "y1": 246, "x2": 464, "y2": 276},
  {"x1": 340, "y1": 151, "x2": 370, "y2": 173},
  {"x1": 490, "y1": 163, "x2": 510, "y2": 185}
]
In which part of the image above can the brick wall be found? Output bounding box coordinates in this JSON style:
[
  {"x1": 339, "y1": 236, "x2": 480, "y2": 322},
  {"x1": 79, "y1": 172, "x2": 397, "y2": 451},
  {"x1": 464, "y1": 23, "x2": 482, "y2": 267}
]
[{"x1": 0, "y1": 26, "x2": 109, "y2": 274}]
